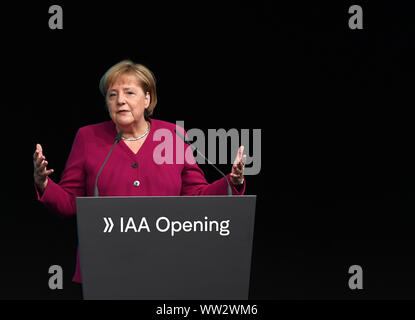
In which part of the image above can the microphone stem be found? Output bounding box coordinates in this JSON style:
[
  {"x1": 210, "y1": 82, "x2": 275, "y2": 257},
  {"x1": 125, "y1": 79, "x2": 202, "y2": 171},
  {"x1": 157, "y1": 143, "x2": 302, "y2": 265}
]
[
  {"x1": 94, "y1": 132, "x2": 123, "y2": 197},
  {"x1": 190, "y1": 145, "x2": 233, "y2": 196}
]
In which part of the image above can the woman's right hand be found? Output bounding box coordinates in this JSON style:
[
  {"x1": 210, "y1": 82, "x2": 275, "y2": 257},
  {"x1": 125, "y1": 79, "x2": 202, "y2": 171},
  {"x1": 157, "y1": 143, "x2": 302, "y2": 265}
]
[{"x1": 33, "y1": 144, "x2": 54, "y2": 194}]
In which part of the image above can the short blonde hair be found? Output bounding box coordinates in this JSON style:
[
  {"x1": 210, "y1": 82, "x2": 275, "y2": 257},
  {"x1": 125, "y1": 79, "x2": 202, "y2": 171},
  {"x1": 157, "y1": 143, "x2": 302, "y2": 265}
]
[{"x1": 99, "y1": 60, "x2": 157, "y2": 118}]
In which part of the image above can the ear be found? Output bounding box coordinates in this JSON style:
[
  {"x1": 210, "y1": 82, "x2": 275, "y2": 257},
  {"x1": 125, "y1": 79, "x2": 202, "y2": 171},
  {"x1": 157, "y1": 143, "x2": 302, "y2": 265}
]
[{"x1": 144, "y1": 92, "x2": 151, "y2": 109}]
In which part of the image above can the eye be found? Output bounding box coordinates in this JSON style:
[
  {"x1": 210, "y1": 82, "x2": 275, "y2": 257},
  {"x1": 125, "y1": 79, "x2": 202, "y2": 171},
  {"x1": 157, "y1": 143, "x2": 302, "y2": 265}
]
[
  {"x1": 127, "y1": 91, "x2": 134, "y2": 95},
  {"x1": 108, "y1": 93, "x2": 116, "y2": 97}
]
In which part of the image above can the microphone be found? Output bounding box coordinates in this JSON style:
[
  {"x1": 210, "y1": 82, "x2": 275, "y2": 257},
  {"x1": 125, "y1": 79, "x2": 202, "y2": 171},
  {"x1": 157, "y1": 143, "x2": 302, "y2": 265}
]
[
  {"x1": 175, "y1": 129, "x2": 232, "y2": 196},
  {"x1": 94, "y1": 130, "x2": 124, "y2": 197}
]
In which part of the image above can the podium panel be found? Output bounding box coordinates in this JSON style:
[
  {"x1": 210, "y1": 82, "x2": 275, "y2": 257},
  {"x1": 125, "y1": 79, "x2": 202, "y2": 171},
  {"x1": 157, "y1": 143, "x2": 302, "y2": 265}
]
[{"x1": 76, "y1": 196, "x2": 256, "y2": 300}]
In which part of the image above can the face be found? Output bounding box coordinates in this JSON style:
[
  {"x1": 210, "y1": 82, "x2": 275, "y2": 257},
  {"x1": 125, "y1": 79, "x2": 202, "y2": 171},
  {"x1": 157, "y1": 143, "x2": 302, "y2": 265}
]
[{"x1": 106, "y1": 73, "x2": 150, "y2": 127}]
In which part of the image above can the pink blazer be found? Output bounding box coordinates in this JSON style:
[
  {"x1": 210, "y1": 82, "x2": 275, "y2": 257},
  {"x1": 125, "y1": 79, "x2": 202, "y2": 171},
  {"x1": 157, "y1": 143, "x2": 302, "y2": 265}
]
[{"x1": 36, "y1": 118, "x2": 245, "y2": 283}]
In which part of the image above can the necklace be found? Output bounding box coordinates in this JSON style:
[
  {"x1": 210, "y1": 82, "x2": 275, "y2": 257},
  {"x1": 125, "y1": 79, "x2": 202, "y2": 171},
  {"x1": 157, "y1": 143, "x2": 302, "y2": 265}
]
[{"x1": 121, "y1": 122, "x2": 150, "y2": 141}]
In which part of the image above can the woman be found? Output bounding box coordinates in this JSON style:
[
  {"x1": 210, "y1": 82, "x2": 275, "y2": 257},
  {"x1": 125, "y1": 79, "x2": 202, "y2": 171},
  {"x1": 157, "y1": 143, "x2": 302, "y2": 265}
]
[{"x1": 33, "y1": 60, "x2": 246, "y2": 283}]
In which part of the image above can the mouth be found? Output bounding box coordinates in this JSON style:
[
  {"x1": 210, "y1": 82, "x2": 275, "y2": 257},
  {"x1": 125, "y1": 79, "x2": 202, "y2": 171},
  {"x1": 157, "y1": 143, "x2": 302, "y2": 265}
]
[{"x1": 117, "y1": 110, "x2": 129, "y2": 114}]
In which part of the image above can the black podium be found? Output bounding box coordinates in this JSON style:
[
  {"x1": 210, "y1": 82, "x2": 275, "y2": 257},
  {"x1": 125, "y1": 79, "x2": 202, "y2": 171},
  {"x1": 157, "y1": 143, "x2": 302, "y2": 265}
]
[{"x1": 76, "y1": 196, "x2": 256, "y2": 300}]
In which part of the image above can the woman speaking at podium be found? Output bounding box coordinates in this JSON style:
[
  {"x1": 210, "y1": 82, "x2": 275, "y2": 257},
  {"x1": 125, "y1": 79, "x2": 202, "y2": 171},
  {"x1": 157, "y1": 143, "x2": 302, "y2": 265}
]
[{"x1": 32, "y1": 60, "x2": 246, "y2": 283}]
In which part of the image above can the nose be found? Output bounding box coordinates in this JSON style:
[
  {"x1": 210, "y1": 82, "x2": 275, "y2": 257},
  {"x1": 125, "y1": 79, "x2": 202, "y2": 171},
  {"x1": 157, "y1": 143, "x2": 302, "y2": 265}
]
[{"x1": 116, "y1": 92, "x2": 126, "y2": 105}]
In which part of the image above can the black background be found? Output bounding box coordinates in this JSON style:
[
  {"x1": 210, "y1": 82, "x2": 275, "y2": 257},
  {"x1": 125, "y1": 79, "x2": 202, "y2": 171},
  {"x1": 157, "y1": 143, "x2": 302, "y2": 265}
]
[{"x1": 2, "y1": 0, "x2": 415, "y2": 300}]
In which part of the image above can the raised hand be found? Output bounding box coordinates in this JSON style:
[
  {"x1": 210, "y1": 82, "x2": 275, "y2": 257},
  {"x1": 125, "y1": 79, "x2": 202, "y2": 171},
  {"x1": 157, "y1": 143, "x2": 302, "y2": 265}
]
[
  {"x1": 33, "y1": 144, "x2": 54, "y2": 194},
  {"x1": 230, "y1": 145, "x2": 246, "y2": 186}
]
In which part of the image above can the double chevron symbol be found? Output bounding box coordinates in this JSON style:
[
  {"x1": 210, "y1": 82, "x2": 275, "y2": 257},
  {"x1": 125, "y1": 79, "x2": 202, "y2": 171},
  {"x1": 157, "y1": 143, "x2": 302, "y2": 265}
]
[{"x1": 103, "y1": 217, "x2": 114, "y2": 233}]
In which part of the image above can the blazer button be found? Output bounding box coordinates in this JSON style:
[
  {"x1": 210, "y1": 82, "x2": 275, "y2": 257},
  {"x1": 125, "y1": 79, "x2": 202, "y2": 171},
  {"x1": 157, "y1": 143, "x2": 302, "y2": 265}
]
[
  {"x1": 131, "y1": 163, "x2": 138, "y2": 168},
  {"x1": 133, "y1": 180, "x2": 140, "y2": 187}
]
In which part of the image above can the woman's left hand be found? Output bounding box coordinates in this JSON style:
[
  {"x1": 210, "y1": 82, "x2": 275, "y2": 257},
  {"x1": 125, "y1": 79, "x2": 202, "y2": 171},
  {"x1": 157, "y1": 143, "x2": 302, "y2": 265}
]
[{"x1": 230, "y1": 146, "x2": 246, "y2": 186}]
